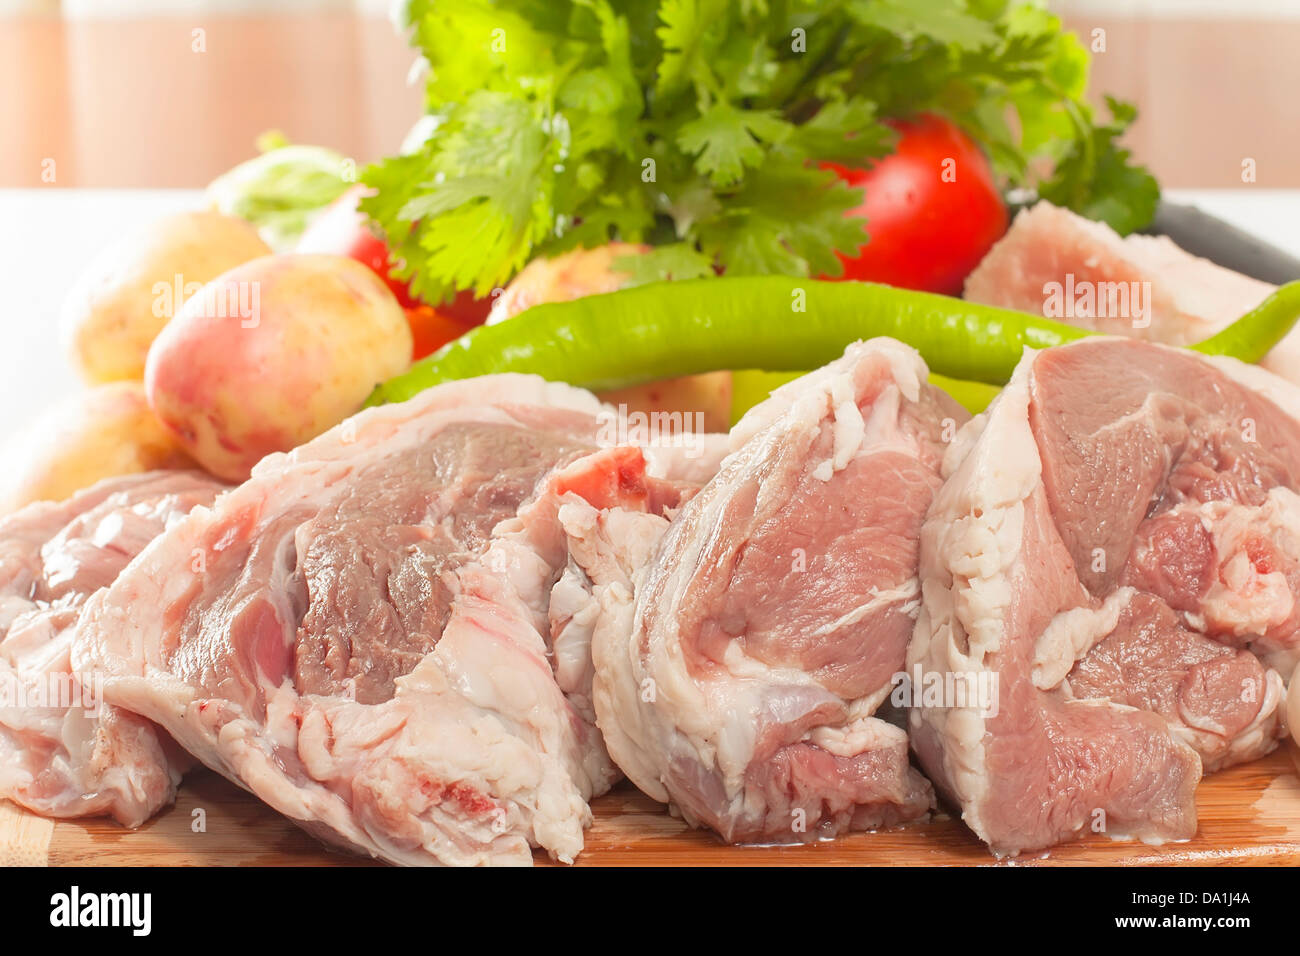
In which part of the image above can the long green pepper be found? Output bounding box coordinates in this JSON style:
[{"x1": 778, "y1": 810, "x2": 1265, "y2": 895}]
[{"x1": 368, "y1": 278, "x2": 1300, "y2": 410}]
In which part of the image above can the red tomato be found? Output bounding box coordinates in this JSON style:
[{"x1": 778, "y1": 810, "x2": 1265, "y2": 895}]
[
  {"x1": 437, "y1": 287, "x2": 494, "y2": 327},
  {"x1": 821, "y1": 113, "x2": 1008, "y2": 296},
  {"x1": 297, "y1": 185, "x2": 493, "y2": 327},
  {"x1": 404, "y1": 305, "x2": 476, "y2": 361}
]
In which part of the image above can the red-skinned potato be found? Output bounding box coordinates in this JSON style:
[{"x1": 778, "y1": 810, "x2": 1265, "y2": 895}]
[
  {"x1": 0, "y1": 382, "x2": 194, "y2": 515},
  {"x1": 144, "y1": 253, "x2": 412, "y2": 481}
]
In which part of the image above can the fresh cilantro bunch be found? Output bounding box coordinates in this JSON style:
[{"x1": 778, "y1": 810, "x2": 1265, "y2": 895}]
[{"x1": 363, "y1": 0, "x2": 1158, "y2": 305}]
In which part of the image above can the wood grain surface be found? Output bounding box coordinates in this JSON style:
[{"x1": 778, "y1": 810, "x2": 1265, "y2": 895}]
[{"x1": 2, "y1": 743, "x2": 1295, "y2": 867}]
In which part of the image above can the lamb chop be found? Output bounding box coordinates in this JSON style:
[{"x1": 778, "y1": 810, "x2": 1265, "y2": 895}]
[
  {"x1": 963, "y1": 200, "x2": 1299, "y2": 380},
  {"x1": 74, "y1": 375, "x2": 723, "y2": 865},
  {"x1": 0, "y1": 471, "x2": 226, "y2": 826},
  {"x1": 911, "y1": 338, "x2": 1293, "y2": 856},
  {"x1": 576, "y1": 340, "x2": 963, "y2": 842}
]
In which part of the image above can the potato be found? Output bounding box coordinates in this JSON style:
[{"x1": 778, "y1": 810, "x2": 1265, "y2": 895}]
[
  {"x1": 487, "y1": 242, "x2": 651, "y2": 324},
  {"x1": 145, "y1": 253, "x2": 413, "y2": 481},
  {"x1": 61, "y1": 210, "x2": 271, "y2": 383},
  {"x1": 601, "y1": 373, "x2": 733, "y2": 435},
  {"x1": 0, "y1": 382, "x2": 193, "y2": 515},
  {"x1": 490, "y1": 243, "x2": 732, "y2": 431}
]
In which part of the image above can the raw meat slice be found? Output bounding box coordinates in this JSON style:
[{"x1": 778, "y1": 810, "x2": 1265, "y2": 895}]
[
  {"x1": 1063, "y1": 593, "x2": 1281, "y2": 773},
  {"x1": 0, "y1": 471, "x2": 226, "y2": 826},
  {"x1": 910, "y1": 338, "x2": 1295, "y2": 856},
  {"x1": 962, "y1": 201, "x2": 1299, "y2": 379},
  {"x1": 74, "y1": 376, "x2": 711, "y2": 866},
  {"x1": 584, "y1": 340, "x2": 963, "y2": 843}
]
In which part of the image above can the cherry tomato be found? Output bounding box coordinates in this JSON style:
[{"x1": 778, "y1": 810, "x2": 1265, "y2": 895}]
[
  {"x1": 821, "y1": 113, "x2": 1008, "y2": 296},
  {"x1": 404, "y1": 305, "x2": 477, "y2": 361}
]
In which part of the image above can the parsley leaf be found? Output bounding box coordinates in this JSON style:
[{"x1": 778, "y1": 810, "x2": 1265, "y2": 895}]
[
  {"x1": 848, "y1": 0, "x2": 1000, "y2": 49},
  {"x1": 677, "y1": 105, "x2": 792, "y2": 187},
  {"x1": 1039, "y1": 96, "x2": 1160, "y2": 235},
  {"x1": 614, "y1": 242, "x2": 716, "y2": 284},
  {"x1": 363, "y1": 0, "x2": 1161, "y2": 305}
]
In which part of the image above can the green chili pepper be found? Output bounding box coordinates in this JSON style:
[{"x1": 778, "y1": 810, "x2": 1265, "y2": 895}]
[
  {"x1": 926, "y1": 374, "x2": 1003, "y2": 416},
  {"x1": 729, "y1": 370, "x2": 801, "y2": 425},
  {"x1": 369, "y1": 277, "x2": 1300, "y2": 407},
  {"x1": 1190, "y1": 281, "x2": 1300, "y2": 363}
]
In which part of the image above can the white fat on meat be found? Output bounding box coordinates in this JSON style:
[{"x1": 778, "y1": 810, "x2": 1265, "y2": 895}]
[
  {"x1": 963, "y1": 201, "x2": 1300, "y2": 382},
  {"x1": 1032, "y1": 587, "x2": 1136, "y2": 690},
  {"x1": 0, "y1": 472, "x2": 225, "y2": 826},
  {"x1": 577, "y1": 339, "x2": 963, "y2": 843},
  {"x1": 911, "y1": 338, "x2": 1298, "y2": 856},
  {"x1": 74, "y1": 374, "x2": 716, "y2": 866}
]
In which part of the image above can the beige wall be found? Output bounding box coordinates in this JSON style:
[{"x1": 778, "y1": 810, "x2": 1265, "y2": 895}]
[
  {"x1": 0, "y1": 10, "x2": 1295, "y2": 189},
  {"x1": 1065, "y1": 14, "x2": 1300, "y2": 189},
  {"x1": 0, "y1": 13, "x2": 422, "y2": 187}
]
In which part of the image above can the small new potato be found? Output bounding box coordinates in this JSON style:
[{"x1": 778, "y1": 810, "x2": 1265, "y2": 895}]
[
  {"x1": 0, "y1": 382, "x2": 193, "y2": 515},
  {"x1": 62, "y1": 210, "x2": 271, "y2": 383},
  {"x1": 489, "y1": 242, "x2": 732, "y2": 431},
  {"x1": 145, "y1": 253, "x2": 413, "y2": 481},
  {"x1": 601, "y1": 373, "x2": 733, "y2": 434},
  {"x1": 487, "y1": 242, "x2": 651, "y2": 325}
]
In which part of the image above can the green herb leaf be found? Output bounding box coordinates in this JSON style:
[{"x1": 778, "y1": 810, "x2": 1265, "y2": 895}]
[
  {"x1": 363, "y1": 0, "x2": 1161, "y2": 305},
  {"x1": 847, "y1": 0, "x2": 1000, "y2": 50},
  {"x1": 676, "y1": 104, "x2": 792, "y2": 187},
  {"x1": 1039, "y1": 96, "x2": 1159, "y2": 235},
  {"x1": 615, "y1": 242, "x2": 716, "y2": 284}
]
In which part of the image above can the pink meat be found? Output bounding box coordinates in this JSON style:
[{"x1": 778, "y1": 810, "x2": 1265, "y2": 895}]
[
  {"x1": 963, "y1": 201, "x2": 1297, "y2": 379},
  {"x1": 911, "y1": 338, "x2": 1294, "y2": 856},
  {"x1": 74, "y1": 376, "x2": 718, "y2": 866},
  {"x1": 584, "y1": 340, "x2": 962, "y2": 843},
  {"x1": 0, "y1": 471, "x2": 225, "y2": 826}
]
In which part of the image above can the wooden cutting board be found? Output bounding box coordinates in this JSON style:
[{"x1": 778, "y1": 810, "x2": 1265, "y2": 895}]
[{"x1": 4, "y1": 742, "x2": 1298, "y2": 866}]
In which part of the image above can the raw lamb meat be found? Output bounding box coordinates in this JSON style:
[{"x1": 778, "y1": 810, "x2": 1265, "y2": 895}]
[
  {"x1": 583, "y1": 340, "x2": 963, "y2": 843},
  {"x1": 910, "y1": 338, "x2": 1294, "y2": 856},
  {"x1": 963, "y1": 201, "x2": 1298, "y2": 379},
  {"x1": 0, "y1": 471, "x2": 226, "y2": 826},
  {"x1": 74, "y1": 376, "x2": 720, "y2": 866}
]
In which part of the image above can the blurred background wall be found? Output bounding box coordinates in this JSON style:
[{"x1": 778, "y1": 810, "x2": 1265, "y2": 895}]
[{"x1": 0, "y1": 0, "x2": 1296, "y2": 189}]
